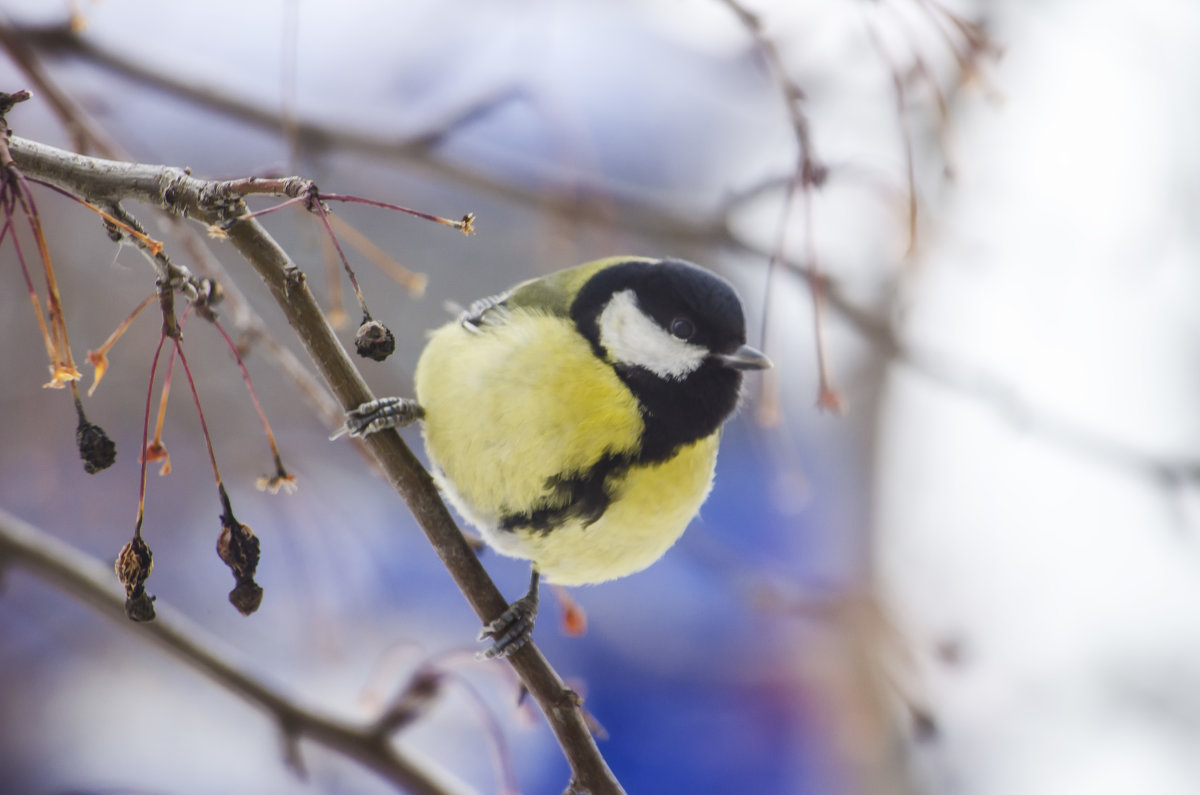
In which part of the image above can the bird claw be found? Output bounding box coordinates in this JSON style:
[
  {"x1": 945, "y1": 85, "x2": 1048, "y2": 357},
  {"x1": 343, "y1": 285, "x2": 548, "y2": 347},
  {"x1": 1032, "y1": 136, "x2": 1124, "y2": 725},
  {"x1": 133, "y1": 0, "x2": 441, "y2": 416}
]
[
  {"x1": 477, "y1": 593, "x2": 538, "y2": 659},
  {"x1": 330, "y1": 396, "x2": 423, "y2": 440},
  {"x1": 478, "y1": 569, "x2": 541, "y2": 660}
]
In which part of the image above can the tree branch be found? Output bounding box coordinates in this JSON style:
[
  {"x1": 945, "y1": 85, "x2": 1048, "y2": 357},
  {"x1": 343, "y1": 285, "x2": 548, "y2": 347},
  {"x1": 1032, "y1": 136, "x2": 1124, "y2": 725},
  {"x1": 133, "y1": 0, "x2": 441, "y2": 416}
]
[
  {"x1": 7, "y1": 134, "x2": 624, "y2": 795},
  {"x1": 0, "y1": 506, "x2": 466, "y2": 795},
  {"x1": 4, "y1": 18, "x2": 728, "y2": 247}
]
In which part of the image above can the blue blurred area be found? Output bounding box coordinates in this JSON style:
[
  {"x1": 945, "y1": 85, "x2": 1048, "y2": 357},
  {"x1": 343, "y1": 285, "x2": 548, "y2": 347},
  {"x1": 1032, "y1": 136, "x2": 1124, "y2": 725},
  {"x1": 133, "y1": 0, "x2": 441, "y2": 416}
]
[{"x1": 585, "y1": 656, "x2": 817, "y2": 795}]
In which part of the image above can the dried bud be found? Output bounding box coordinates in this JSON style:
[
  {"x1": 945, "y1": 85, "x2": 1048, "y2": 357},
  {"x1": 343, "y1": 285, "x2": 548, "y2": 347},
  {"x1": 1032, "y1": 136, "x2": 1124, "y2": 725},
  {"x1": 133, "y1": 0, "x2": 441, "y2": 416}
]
[
  {"x1": 115, "y1": 536, "x2": 156, "y2": 622},
  {"x1": 76, "y1": 416, "x2": 116, "y2": 474},
  {"x1": 218, "y1": 511, "x2": 263, "y2": 615},
  {"x1": 354, "y1": 317, "x2": 395, "y2": 362}
]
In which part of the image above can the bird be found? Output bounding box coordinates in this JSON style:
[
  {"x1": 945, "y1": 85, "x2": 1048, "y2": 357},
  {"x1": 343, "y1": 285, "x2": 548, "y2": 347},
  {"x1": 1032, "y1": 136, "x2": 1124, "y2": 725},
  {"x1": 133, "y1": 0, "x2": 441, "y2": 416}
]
[{"x1": 336, "y1": 256, "x2": 771, "y2": 658}]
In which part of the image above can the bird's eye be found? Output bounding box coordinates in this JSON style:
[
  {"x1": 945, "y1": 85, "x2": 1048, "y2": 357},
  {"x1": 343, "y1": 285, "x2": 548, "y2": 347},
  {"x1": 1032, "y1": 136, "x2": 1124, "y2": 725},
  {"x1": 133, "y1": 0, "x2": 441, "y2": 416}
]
[{"x1": 669, "y1": 316, "x2": 695, "y2": 340}]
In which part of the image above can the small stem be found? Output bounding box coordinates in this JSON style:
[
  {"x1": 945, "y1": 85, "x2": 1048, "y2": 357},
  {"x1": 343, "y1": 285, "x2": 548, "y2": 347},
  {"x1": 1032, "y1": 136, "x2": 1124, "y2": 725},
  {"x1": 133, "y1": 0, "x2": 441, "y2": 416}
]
[
  {"x1": 3, "y1": 209, "x2": 59, "y2": 371},
  {"x1": 6, "y1": 171, "x2": 82, "y2": 384},
  {"x1": 325, "y1": 212, "x2": 427, "y2": 297},
  {"x1": 173, "y1": 337, "x2": 223, "y2": 487},
  {"x1": 758, "y1": 163, "x2": 803, "y2": 355},
  {"x1": 318, "y1": 222, "x2": 348, "y2": 327},
  {"x1": 864, "y1": 18, "x2": 918, "y2": 257},
  {"x1": 802, "y1": 188, "x2": 843, "y2": 413},
  {"x1": 308, "y1": 195, "x2": 371, "y2": 319},
  {"x1": 154, "y1": 346, "x2": 177, "y2": 447},
  {"x1": 208, "y1": 316, "x2": 290, "y2": 486},
  {"x1": 217, "y1": 481, "x2": 235, "y2": 523},
  {"x1": 136, "y1": 335, "x2": 169, "y2": 537},
  {"x1": 17, "y1": 170, "x2": 99, "y2": 380},
  {"x1": 319, "y1": 192, "x2": 475, "y2": 234},
  {"x1": 441, "y1": 671, "x2": 520, "y2": 795}
]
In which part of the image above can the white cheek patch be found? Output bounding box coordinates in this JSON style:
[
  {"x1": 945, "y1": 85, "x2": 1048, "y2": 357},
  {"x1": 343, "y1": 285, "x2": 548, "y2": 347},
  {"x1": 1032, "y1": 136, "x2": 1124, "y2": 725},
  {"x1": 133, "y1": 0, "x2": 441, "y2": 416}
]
[{"x1": 597, "y1": 290, "x2": 708, "y2": 380}]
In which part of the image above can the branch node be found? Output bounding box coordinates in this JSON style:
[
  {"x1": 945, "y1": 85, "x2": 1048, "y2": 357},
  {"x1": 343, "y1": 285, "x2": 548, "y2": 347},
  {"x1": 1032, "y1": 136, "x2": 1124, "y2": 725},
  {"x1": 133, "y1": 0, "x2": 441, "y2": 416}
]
[
  {"x1": 0, "y1": 89, "x2": 33, "y2": 119},
  {"x1": 160, "y1": 175, "x2": 189, "y2": 215},
  {"x1": 284, "y1": 264, "x2": 305, "y2": 290}
]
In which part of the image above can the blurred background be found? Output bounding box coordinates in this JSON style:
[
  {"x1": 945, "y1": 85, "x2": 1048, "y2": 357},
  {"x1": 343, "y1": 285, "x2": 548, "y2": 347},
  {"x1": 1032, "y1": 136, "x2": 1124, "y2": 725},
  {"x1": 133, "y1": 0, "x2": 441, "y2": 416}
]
[{"x1": 1, "y1": 1, "x2": 1199, "y2": 794}]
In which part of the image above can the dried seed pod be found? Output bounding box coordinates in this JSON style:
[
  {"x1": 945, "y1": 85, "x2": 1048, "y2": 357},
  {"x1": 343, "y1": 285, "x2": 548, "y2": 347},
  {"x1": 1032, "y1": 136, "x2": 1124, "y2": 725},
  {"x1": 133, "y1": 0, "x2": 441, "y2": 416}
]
[
  {"x1": 217, "y1": 516, "x2": 260, "y2": 583},
  {"x1": 115, "y1": 536, "x2": 156, "y2": 622},
  {"x1": 217, "y1": 510, "x2": 263, "y2": 615},
  {"x1": 76, "y1": 415, "x2": 116, "y2": 474},
  {"x1": 354, "y1": 317, "x2": 395, "y2": 362},
  {"x1": 115, "y1": 536, "x2": 153, "y2": 593}
]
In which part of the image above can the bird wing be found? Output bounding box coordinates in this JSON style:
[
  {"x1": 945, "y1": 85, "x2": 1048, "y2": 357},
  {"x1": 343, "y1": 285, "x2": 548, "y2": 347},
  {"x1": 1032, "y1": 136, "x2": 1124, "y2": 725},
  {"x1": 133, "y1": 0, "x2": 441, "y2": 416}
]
[{"x1": 462, "y1": 257, "x2": 649, "y2": 331}]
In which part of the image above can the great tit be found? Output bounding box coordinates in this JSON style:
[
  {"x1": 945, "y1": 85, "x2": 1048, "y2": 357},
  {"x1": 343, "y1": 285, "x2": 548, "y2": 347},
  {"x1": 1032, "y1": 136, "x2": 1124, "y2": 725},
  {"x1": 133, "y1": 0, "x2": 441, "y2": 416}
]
[{"x1": 337, "y1": 256, "x2": 771, "y2": 657}]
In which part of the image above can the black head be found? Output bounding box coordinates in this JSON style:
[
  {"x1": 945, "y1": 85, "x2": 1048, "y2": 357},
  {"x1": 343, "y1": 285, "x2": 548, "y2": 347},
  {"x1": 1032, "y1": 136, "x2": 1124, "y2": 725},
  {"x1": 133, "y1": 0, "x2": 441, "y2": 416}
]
[{"x1": 570, "y1": 258, "x2": 770, "y2": 462}]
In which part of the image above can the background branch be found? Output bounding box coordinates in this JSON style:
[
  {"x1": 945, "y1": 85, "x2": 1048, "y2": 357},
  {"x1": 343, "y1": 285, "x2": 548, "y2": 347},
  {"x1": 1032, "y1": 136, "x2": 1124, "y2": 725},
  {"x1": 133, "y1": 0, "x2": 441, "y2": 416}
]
[{"x1": 0, "y1": 506, "x2": 464, "y2": 795}]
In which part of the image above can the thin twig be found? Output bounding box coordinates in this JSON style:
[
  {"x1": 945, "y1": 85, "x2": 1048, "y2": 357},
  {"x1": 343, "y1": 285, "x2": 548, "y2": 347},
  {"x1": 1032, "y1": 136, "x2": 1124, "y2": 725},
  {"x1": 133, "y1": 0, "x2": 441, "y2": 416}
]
[
  {"x1": 207, "y1": 315, "x2": 295, "y2": 494},
  {"x1": 863, "y1": 18, "x2": 919, "y2": 257},
  {"x1": 134, "y1": 334, "x2": 168, "y2": 537},
  {"x1": 715, "y1": 0, "x2": 816, "y2": 171}
]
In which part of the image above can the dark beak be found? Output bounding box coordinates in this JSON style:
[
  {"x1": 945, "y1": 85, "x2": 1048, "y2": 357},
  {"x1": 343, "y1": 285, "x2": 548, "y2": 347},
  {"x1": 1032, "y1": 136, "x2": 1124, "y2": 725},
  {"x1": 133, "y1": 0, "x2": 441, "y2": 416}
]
[{"x1": 716, "y1": 344, "x2": 772, "y2": 371}]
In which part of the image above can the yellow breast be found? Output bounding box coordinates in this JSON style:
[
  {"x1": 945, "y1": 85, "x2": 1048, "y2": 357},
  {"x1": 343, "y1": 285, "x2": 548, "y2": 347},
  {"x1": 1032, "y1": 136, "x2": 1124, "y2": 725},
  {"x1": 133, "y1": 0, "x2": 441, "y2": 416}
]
[{"x1": 413, "y1": 308, "x2": 718, "y2": 584}]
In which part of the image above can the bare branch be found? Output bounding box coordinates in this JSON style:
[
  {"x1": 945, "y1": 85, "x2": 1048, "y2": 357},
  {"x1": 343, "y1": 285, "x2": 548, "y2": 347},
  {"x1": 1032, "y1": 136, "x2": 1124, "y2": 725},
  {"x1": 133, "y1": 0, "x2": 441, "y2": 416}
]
[{"x1": 0, "y1": 506, "x2": 466, "y2": 795}]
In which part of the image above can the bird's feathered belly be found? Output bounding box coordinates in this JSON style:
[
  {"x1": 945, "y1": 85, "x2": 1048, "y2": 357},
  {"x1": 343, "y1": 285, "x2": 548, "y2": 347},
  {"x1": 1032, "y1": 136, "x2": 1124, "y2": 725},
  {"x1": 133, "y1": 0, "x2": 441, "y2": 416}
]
[{"x1": 415, "y1": 310, "x2": 719, "y2": 585}]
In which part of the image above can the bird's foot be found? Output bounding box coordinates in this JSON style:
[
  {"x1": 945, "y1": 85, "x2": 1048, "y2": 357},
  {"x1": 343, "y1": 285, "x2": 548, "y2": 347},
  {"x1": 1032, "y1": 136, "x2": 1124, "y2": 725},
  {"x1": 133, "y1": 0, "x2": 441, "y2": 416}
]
[
  {"x1": 330, "y1": 397, "x2": 424, "y2": 440},
  {"x1": 478, "y1": 570, "x2": 540, "y2": 660}
]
